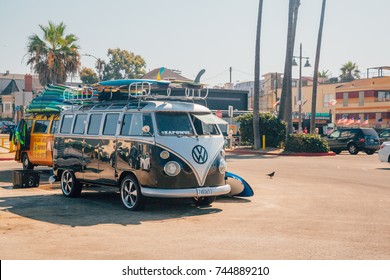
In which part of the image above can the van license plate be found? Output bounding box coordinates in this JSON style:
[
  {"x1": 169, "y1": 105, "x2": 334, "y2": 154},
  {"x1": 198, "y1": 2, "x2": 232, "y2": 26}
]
[{"x1": 196, "y1": 187, "x2": 213, "y2": 196}]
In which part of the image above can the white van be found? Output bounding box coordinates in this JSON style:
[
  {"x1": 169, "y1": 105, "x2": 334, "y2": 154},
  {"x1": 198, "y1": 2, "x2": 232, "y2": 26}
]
[{"x1": 53, "y1": 88, "x2": 231, "y2": 210}]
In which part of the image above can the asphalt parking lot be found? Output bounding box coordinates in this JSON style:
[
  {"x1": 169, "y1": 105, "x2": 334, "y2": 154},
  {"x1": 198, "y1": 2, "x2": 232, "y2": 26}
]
[{"x1": 0, "y1": 152, "x2": 389, "y2": 260}]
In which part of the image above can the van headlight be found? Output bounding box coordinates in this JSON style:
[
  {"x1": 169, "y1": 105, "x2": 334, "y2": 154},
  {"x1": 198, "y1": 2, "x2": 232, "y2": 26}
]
[
  {"x1": 218, "y1": 158, "x2": 227, "y2": 174},
  {"x1": 164, "y1": 161, "x2": 181, "y2": 176}
]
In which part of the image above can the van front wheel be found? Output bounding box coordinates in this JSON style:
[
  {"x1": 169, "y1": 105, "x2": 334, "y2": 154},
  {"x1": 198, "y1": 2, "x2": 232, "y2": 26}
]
[
  {"x1": 22, "y1": 153, "x2": 34, "y2": 170},
  {"x1": 61, "y1": 170, "x2": 82, "y2": 197},
  {"x1": 120, "y1": 175, "x2": 145, "y2": 211}
]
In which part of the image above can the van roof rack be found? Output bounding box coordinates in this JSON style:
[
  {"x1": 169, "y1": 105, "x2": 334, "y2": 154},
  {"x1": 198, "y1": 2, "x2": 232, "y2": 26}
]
[
  {"x1": 63, "y1": 86, "x2": 95, "y2": 102},
  {"x1": 127, "y1": 81, "x2": 209, "y2": 101}
]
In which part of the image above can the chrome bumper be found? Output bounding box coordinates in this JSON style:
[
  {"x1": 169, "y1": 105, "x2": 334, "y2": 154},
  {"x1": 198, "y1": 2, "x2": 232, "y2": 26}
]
[{"x1": 141, "y1": 184, "x2": 231, "y2": 198}]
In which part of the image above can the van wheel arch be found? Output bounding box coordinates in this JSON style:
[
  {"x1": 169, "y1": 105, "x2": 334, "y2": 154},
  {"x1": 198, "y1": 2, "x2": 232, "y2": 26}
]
[{"x1": 117, "y1": 171, "x2": 138, "y2": 189}]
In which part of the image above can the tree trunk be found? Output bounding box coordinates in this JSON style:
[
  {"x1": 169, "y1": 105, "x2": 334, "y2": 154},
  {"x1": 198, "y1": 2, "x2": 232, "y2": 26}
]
[
  {"x1": 279, "y1": 0, "x2": 300, "y2": 136},
  {"x1": 311, "y1": 0, "x2": 327, "y2": 133},
  {"x1": 253, "y1": 0, "x2": 264, "y2": 149}
]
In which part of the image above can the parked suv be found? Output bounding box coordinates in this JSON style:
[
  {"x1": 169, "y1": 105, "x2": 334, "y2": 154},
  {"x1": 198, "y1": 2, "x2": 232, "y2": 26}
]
[
  {"x1": 0, "y1": 121, "x2": 15, "y2": 134},
  {"x1": 326, "y1": 128, "x2": 379, "y2": 155}
]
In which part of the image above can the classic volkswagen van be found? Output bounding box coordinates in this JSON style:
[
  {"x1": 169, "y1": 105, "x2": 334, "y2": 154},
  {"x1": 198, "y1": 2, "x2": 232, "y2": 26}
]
[
  {"x1": 14, "y1": 113, "x2": 59, "y2": 169},
  {"x1": 53, "y1": 100, "x2": 230, "y2": 210}
]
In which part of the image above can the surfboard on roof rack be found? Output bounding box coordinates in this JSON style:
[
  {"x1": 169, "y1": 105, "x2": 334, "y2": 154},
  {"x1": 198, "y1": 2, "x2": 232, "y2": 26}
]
[
  {"x1": 96, "y1": 79, "x2": 209, "y2": 101},
  {"x1": 26, "y1": 84, "x2": 97, "y2": 113}
]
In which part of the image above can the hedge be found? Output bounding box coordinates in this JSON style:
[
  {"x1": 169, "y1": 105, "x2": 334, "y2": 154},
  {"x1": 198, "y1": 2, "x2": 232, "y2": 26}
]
[
  {"x1": 284, "y1": 133, "x2": 330, "y2": 153},
  {"x1": 235, "y1": 112, "x2": 286, "y2": 147}
]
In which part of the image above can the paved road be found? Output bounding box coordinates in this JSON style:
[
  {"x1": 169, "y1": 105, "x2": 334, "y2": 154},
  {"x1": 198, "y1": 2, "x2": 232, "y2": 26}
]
[{"x1": 0, "y1": 153, "x2": 389, "y2": 260}]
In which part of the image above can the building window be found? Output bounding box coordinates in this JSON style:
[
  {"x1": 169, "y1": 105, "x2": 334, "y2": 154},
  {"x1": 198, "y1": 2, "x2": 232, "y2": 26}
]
[
  {"x1": 359, "y1": 91, "x2": 364, "y2": 106},
  {"x1": 378, "y1": 91, "x2": 390, "y2": 101},
  {"x1": 323, "y1": 94, "x2": 334, "y2": 107},
  {"x1": 343, "y1": 92, "x2": 348, "y2": 107},
  {"x1": 3, "y1": 102, "x2": 12, "y2": 113}
]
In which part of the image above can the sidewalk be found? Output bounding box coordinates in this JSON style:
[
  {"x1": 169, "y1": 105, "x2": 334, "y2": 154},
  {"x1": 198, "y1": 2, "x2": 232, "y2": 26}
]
[
  {"x1": 226, "y1": 146, "x2": 335, "y2": 157},
  {"x1": 0, "y1": 146, "x2": 15, "y2": 161}
]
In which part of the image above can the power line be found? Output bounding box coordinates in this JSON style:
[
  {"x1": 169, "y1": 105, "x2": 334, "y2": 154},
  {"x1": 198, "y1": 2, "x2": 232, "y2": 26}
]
[
  {"x1": 233, "y1": 68, "x2": 253, "y2": 77},
  {"x1": 203, "y1": 69, "x2": 230, "y2": 82}
]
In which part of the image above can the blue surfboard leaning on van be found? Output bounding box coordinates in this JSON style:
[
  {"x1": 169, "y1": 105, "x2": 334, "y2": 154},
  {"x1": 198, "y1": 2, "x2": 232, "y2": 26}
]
[{"x1": 52, "y1": 81, "x2": 231, "y2": 210}]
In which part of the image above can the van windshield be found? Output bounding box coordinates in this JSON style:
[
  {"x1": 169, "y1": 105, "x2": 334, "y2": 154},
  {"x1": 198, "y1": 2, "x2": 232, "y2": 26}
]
[{"x1": 155, "y1": 112, "x2": 194, "y2": 136}]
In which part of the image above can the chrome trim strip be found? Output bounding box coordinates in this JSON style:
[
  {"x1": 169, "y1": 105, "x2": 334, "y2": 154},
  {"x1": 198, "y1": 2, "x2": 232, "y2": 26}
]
[{"x1": 141, "y1": 184, "x2": 231, "y2": 198}]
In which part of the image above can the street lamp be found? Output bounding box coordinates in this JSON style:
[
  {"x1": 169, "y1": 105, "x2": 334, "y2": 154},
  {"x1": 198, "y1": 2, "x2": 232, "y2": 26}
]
[
  {"x1": 83, "y1": 53, "x2": 104, "y2": 82},
  {"x1": 293, "y1": 43, "x2": 311, "y2": 132}
]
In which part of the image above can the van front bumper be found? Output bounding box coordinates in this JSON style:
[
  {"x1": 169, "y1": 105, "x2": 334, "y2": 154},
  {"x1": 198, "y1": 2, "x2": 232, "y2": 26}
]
[{"x1": 140, "y1": 184, "x2": 231, "y2": 198}]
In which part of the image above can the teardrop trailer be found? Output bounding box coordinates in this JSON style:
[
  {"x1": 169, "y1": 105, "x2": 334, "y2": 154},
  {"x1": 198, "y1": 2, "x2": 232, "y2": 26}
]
[{"x1": 52, "y1": 80, "x2": 233, "y2": 210}]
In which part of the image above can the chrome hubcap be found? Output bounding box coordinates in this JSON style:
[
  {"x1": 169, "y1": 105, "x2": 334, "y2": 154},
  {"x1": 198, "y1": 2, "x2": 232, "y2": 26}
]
[
  {"x1": 122, "y1": 179, "x2": 137, "y2": 207},
  {"x1": 62, "y1": 172, "x2": 73, "y2": 194}
]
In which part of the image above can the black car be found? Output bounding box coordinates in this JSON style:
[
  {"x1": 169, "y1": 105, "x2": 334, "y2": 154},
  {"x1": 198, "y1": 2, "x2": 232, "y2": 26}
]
[
  {"x1": 0, "y1": 121, "x2": 16, "y2": 134},
  {"x1": 379, "y1": 128, "x2": 390, "y2": 144},
  {"x1": 326, "y1": 128, "x2": 380, "y2": 155}
]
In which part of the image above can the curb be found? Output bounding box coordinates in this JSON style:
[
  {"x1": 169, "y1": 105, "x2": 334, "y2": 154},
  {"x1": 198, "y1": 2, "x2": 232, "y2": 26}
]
[
  {"x1": 0, "y1": 157, "x2": 15, "y2": 161},
  {"x1": 226, "y1": 149, "x2": 336, "y2": 157}
]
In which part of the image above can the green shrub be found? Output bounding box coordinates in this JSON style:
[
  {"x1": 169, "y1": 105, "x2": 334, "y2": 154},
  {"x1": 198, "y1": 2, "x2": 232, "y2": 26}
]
[
  {"x1": 284, "y1": 133, "x2": 329, "y2": 153},
  {"x1": 235, "y1": 112, "x2": 286, "y2": 147}
]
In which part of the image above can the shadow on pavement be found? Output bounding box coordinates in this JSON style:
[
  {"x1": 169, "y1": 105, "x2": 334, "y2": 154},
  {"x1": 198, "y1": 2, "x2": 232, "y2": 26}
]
[
  {"x1": 0, "y1": 188, "x2": 222, "y2": 227},
  {"x1": 376, "y1": 167, "x2": 390, "y2": 170}
]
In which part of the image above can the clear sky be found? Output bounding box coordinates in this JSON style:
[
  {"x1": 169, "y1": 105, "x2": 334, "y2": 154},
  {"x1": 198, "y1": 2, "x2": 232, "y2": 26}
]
[{"x1": 1, "y1": 0, "x2": 389, "y2": 86}]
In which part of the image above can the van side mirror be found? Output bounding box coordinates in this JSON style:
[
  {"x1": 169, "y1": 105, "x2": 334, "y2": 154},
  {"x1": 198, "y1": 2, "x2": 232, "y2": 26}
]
[
  {"x1": 142, "y1": 125, "x2": 153, "y2": 136},
  {"x1": 142, "y1": 125, "x2": 150, "y2": 133}
]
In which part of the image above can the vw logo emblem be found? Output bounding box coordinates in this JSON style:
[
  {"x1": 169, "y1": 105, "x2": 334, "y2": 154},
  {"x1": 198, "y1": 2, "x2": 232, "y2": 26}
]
[{"x1": 192, "y1": 145, "x2": 208, "y2": 164}]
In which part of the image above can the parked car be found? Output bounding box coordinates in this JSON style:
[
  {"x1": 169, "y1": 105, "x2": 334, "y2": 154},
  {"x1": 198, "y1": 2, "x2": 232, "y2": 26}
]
[
  {"x1": 0, "y1": 121, "x2": 15, "y2": 134},
  {"x1": 378, "y1": 141, "x2": 390, "y2": 163},
  {"x1": 326, "y1": 127, "x2": 380, "y2": 155},
  {"x1": 378, "y1": 128, "x2": 390, "y2": 144}
]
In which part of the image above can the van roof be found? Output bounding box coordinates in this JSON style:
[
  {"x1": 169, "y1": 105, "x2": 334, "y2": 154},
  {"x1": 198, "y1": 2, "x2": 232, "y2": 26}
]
[{"x1": 63, "y1": 100, "x2": 211, "y2": 114}]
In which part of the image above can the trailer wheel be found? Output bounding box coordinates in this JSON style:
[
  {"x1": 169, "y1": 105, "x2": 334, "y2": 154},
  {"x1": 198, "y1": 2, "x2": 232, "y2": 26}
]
[
  {"x1": 120, "y1": 175, "x2": 145, "y2": 211},
  {"x1": 22, "y1": 153, "x2": 34, "y2": 170},
  {"x1": 61, "y1": 170, "x2": 82, "y2": 197},
  {"x1": 192, "y1": 196, "x2": 216, "y2": 206}
]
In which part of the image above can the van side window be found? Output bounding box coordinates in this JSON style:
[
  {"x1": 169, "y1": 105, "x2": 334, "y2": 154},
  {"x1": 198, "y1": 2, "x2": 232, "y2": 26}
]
[
  {"x1": 120, "y1": 113, "x2": 153, "y2": 136},
  {"x1": 73, "y1": 114, "x2": 87, "y2": 134},
  {"x1": 88, "y1": 114, "x2": 102, "y2": 135},
  {"x1": 33, "y1": 120, "x2": 50, "y2": 133},
  {"x1": 50, "y1": 120, "x2": 59, "y2": 134},
  {"x1": 60, "y1": 115, "x2": 74, "y2": 134},
  {"x1": 120, "y1": 114, "x2": 133, "y2": 136},
  {"x1": 103, "y1": 113, "x2": 119, "y2": 135}
]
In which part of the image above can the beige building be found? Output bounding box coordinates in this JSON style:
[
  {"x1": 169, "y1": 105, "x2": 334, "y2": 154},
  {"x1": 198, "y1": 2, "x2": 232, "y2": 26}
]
[
  {"x1": 270, "y1": 74, "x2": 390, "y2": 131},
  {"x1": 0, "y1": 73, "x2": 43, "y2": 120}
]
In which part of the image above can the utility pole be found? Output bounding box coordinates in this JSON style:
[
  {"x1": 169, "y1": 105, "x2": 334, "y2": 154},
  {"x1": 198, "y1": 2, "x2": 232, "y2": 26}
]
[{"x1": 229, "y1": 67, "x2": 232, "y2": 83}]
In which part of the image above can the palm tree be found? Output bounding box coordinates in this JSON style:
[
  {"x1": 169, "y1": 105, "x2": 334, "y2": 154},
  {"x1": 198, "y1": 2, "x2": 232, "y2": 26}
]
[
  {"x1": 339, "y1": 61, "x2": 360, "y2": 82},
  {"x1": 253, "y1": 0, "x2": 264, "y2": 150},
  {"x1": 26, "y1": 21, "x2": 81, "y2": 85},
  {"x1": 279, "y1": 0, "x2": 300, "y2": 136},
  {"x1": 310, "y1": 0, "x2": 327, "y2": 133},
  {"x1": 318, "y1": 70, "x2": 330, "y2": 78}
]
